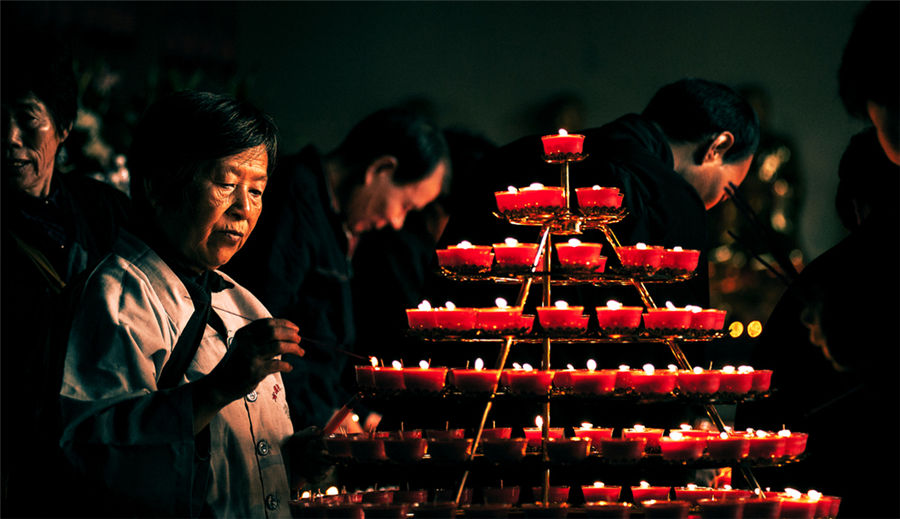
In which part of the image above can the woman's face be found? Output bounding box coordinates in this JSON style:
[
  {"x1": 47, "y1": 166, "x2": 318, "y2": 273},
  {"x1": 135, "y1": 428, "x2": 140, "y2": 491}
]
[
  {"x1": 157, "y1": 144, "x2": 268, "y2": 272},
  {"x1": 2, "y1": 93, "x2": 68, "y2": 197}
]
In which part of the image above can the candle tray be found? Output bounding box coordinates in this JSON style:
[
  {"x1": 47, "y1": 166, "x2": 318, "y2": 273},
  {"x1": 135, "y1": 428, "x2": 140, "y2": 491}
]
[
  {"x1": 438, "y1": 266, "x2": 694, "y2": 286},
  {"x1": 541, "y1": 152, "x2": 589, "y2": 163}
]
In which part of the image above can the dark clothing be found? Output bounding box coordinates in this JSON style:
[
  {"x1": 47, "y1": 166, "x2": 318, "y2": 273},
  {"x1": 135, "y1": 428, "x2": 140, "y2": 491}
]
[
  {"x1": 1, "y1": 173, "x2": 130, "y2": 517},
  {"x1": 225, "y1": 146, "x2": 356, "y2": 430}
]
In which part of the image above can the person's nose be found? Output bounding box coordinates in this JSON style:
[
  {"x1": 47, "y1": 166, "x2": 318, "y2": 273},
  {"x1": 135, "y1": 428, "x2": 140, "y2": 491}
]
[
  {"x1": 228, "y1": 186, "x2": 253, "y2": 218},
  {"x1": 4, "y1": 116, "x2": 23, "y2": 149},
  {"x1": 389, "y1": 211, "x2": 407, "y2": 230}
]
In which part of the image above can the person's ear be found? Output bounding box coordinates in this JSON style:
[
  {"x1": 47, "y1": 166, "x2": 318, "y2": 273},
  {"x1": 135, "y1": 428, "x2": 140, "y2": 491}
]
[
  {"x1": 363, "y1": 155, "x2": 399, "y2": 186},
  {"x1": 701, "y1": 132, "x2": 735, "y2": 164},
  {"x1": 58, "y1": 122, "x2": 73, "y2": 143}
]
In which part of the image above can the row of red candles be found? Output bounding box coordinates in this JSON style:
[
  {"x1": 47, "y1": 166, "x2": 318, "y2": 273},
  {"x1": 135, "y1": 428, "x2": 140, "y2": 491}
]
[
  {"x1": 356, "y1": 365, "x2": 771, "y2": 395},
  {"x1": 494, "y1": 184, "x2": 623, "y2": 213},
  {"x1": 294, "y1": 483, "x2": 838, "y2": 519},
  {"x1": 407, "y1": 304, "x2": 726, "y2": 334},
  {"x1": 438, "y1": 240, "x2": 700, "y2": 274}
]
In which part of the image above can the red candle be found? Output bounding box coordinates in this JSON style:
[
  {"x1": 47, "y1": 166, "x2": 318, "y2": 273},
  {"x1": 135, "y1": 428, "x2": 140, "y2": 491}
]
[
  {"x1": 324, "y1": 434, "x2": 355, "y2": 457},
  {"x1": 372, "y1": 366, "x2": 406, "y2": 391},
  {"x1": 552, "y1": 369, "x2": 574, "y2": 390},
  {"x1": 425, "y1": 428, "x2": 465, "y2": 439},
  {"x1": 555, "y1": 239, "x2": 607, "y2": 272},
  {"x1": 713, "y1": 488, "x2": 753, "y2": 501},
  {"x1": 622, "y1": 426, "x2": 664, "y2": 452},
  {"x1": 751, "y1": 369, "x2": 773, "y2": 392},
  {"x1": 640, "y1": 500, "x2": 688, "y2": 518},
  {"x1": 494, "y1": 187, "x2": 521, "y2": 213},
  {"x1": 659, "y1": 434, "x2": 706, "y2": 460},
  {"x1": 436, "y1": 242, "x2": 494, "y2": 272},
  {"x1": 643, "y1": 308, "x2": 693, "y2": 333},
  {"x1": 406, "y1": 307, "x2": 437, "y2": 330},
  {"x1": 697, "y1": 498, "x2": 743, "y2": 518},
  {"x1": 383, "y1": 437, "x2": 427, "y2": 462},
  {"x1": 595, "y1": 302, "x2": 644, "y2": 335},
  {"x1": 780, "y1": 430, "x2": 809, "y2": 457},
  {"x1": 581, "y1": 483, "x2": 622, "y2": 504},
  {"x1": 777, "y1": 492, "x2": 818, "y2": 519},
  {"x1": 523, "y1": 426, "x2": 565, "y2": 448},
  {"x1": 659, "y1": 247, "x2": 700, "y2": 273},
  {"x1": 426, "y1": 438, "x2": 472, "y2": 462},
  {"x1": 480, "y1": 438, "x2": 527, "y2": 461},
  {"x1": 481, "y1": 427, "x2": 512, "y2": 440},
  {"x1": 432, "y1": 306, "x2": 477, "y2": 332},
  {"x1": 630, "y1": 484, "x2": 671, "y2": 503},
  {"x1": 616, "y1": 244, "x2": 664, "y2": 271},
  {"x1": 672, "y1": 485, "x2": 715, "y2": 504},
  {"x1": 475, "y1": 305, "x2": 529, "y2": 334},
  {"x1": 482, "y1": 486, "x2": 521, "y2": 505},
  {"x1": 349, "y1": 438, "x2": 387, "y2": 461},
  {"x1": 597, "y1": 438, "x2": 646, "y2": 459},
  {"x1": 492, "y1": 238, "x2": 540, "y2": 270},
  {"x1": 355, "y1": 365, "x2": 376, "y2": 389},
  {"x1": 541, "y1": 129, "x2": 585, "y2": 155},
  {"x1": 402, "y1": 366, "x2": 447, "y2": 392},
  {"x1": 717, "y1": 367, "x2": 754, "y2": 394},
  {"x1": 690, "y1": 309, "x2": 727, "y2": 331},
  {"x1": 450, "y1": 368, "x2": 500, "y2": 393},
  {"x1": 583, "y1": 501, "x2": 632, "y2": 517},
  {"x1": 740, "y1": 498, "x2": 782, "y2": 518},
  {"x1": 546, "y1": 437, "x2": 591, "y2": 462},
  {"x1": 504, "y1": 369, "x2": 555, "y2": 394},
  {"x1": 537, "y1": 303, "x2": 589, "y2": 333},
  {"x1": 746, "y1": 432, "x2": 787, "y2": 459},
  {"x1": 575, "y1": 185, "x2": 623, "y2": 210},
  {"x1": 573, "y1": 424, "x2": 615, "y2": 445},
  {"x1": 361, "y1": 490, "x2": 394, "y2": 505},
  {"x1": 570, "y1": 369, "x2": 618, "y2": 394},
  {"x1": 705, "y1": 433, "x2": 750, "y2": 460},
  {"x1": 615, "y1": 367, "x2": 634, "y2": 390},
  {"x1": 393, "y1": 490, "x2": 429, "y2": 505},
  {"x1": 518, "y1": 183, "x2": 566, "y2": 209},
  {"x1": 629, "y1": 366, "x2": 677, "y2": 394},
  {"x1": 676, "y1": 368, "x2": 721, "y2": 394},
  {"x1": 530, "y1": 486, "x2": 570, "y2": 504}
]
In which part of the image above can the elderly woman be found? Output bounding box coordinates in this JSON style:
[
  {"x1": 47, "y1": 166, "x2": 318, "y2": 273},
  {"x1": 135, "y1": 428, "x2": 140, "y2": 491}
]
[{"x1": 58, "y1": 91, "x2": 320, "y2": 518}]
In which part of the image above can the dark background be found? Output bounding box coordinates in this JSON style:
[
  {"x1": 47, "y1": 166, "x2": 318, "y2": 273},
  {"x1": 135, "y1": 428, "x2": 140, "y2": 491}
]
[{"x1": 3, "y1": 1, "x2": 869, "y2": 258}]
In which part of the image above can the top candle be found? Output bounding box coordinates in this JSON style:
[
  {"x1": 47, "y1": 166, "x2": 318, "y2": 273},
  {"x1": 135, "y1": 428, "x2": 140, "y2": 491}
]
[{"x1": 541, "y1": 129, "x2": 585, "y2": 155}]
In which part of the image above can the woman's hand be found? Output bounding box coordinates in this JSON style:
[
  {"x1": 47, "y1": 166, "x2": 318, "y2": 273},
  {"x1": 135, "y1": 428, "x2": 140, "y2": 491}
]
[{"x1": 192, "y1": 318, "x2": 303, "y2": 433}]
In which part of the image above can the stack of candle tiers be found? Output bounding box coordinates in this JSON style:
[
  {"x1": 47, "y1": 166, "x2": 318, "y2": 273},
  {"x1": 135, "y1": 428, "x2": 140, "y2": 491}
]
[
  {"x1": 435, "y1": 240, "x2": 494, "y2": 274},
  {"x1": 554, "y1": 238, "x2": 607, "y2": 273},
  {"x1": 575, "y1": 185, "x2": 624, "y2": 217},
  {"x1": 615, "y1": 243, "x2": 664, "y2": 276},
  {"x1": 493, "y1": 183, "x2": 567, "y2": 220},
  {"x1": 536, "y1": 300, "x2": 590, "y2": 336},
  {"x1": 492, "y1": 237, "x2": 541, "y2": 273}
]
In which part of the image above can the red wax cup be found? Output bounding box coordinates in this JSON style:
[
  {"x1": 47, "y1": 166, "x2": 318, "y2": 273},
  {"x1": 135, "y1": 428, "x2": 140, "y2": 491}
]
[
  {"x1": 402, "y1": 367, "x2": 447, "y2": 392},
  {"x1": 622, "y1": 428, "x2": 664, "y2": 452},
  {"x1": 659, "y1": 437, "x2": 706, "y2": 460},
  {"x1": 672, "y1": 487, "x2": 715, "y2": 504},
  {"x1": 552, "y1": 370, "x2": 574, "y2": 389},
  {"x1": 570, "y1": 370, "x2": 617, "y2": 394},
  {"x1": 555, "y1": 242, "x2": 607, "y2": 271},
  {"x1": 641, "y1": 500, "x2": 688, "y2": 519},
  {"x1": 541, "y1": 132, "x2": 585, "y2": 155},
  {"x1": 713, "y1": 489, "x2": 752, "y2": 501},
  {"x1": 406, "y1": 308, "x2": 437, "y2": 330},
  {"x1": 427, "y1": 438, "x2": 473, "y2": 462},
  {"x1": 630, "y1": 486, "x2": 671, "y2": 503},
  {"x1": 450, "y1": 368, "x2": 500, "y2": 392},
  {"x1": 481, "y1": 427, "x2": 512, "y2": 439},
  {"x1": 476, "y1": 307, "x2": 528, "y2": 334},
  {"x1": 372, "y1": 367, "x2": 406, "y2": 390},
  {"x1": 783, "y1": 432, "x2": 809, "y2": 457},
  {"x1": 676, "y1": 429, "x2": 712, "y2": 440},
  {"x1": 597, "y1": 438, "x2": 646, "y2": 459},
  {"x1": 432, "y1": 307, "x2": 477, "y2": 332},
  {"x1": 362, "y1": 490, "x2": 395, "y2": 505},
  {"x1": 751, "y1": 369, "x2": 773, "y2": 392},
  {"x1": 616, "y1": 245, "x2": 664, "y2": 269},
  {"x1": 777, "y1": 496, "x2": 817, "y2": 519},
  {"x1": 717, "y1": 371, "x2": 754, "y2": 394},
  {"x1": 575, "y1": 186, "x2": 622, "y2": 209},
  {"x1": 642, "y1": 309, "x2": 692, "y2": 332},
  {"x1": 705, "y1": 436, "x2": 750, "y2": 460},
  {"x1": 492, "y1": 242, "x2": 540, "y2": 269},
  {"x1": 523, "y1": 426, "x2": 565, "y2": 448},
  {"x1": 383, "y1": 437, "x2": 427, "y2": 462},
  {"x1": 355, "y1": 365, "x2": 376, "y2": 389},
  {"x1": 393, "y1": 490, "x2": 429, "y2": 504},
  {"x1": 581, "y1": 485, "x2": 622, "y2": 503},
  {"x1": 740, "y1": 498, "x2": 782, "y2": 518},
  {"x1": 504, "y1": 370, "x2": 555, "y2": 394},
  {"x1": 659, "y1": 248, "x2": 700, "y2": 272},
  {"x1": 696, "y1": 498, "x2": 743, "y2": 518},
  {"x1": 583, "y1": 501, "x2": 632, "y2": 518},
  {"x1": 480, "y1": 438, "x2": 527, "y2": 462},
  {"x1": 826, "y1": 495, "x2": 841, "y2": 517},
  {"x1": 615, "y1": 369, "x2": 634, "y2": 390},
  {"x1": 482, "y1": 485, "x2": 521, "y2": 505},
  {"x1": 349, "y1": 438, "x2": 387, "y2": 461},
  {"x1": 518, "y1": 186, "x2": 565, "y2": 209},
  {"x1": 573, "y1": 426, "x2": 615, "y2": 445},
  {"x1": 530, "y1": 486, "x2": 570, "y2": 504},
  {"x1": 628, "y1": 371, "x2": 676, "y2": 394},
  {"x1": 425, "y1": 428, "x2": 465, "y2": 439},
  {"x1": 676, "y1": 370, "x2": 721, "y2": 394},
  {"x1": 595, "y1": 306, "x2": 643, "y2": 333},
  {"x1": 691, "y1": 309, "x2": 727, "y2": 331},
  {"x1": 436, "y1": 245, "x2": 494, "y2": 270},
  {"x1": 546, "y1": 437, "x2": 591, "y2": 462},
  {"x1": 747, "y1": 435, "x2": 787, "y2": 459},
  {"x1": 494, "y1": 190, "x2": 520, "y2": 213},
  {"x1": 537, "y1": 306, "x2": 589, "y2": 332}
]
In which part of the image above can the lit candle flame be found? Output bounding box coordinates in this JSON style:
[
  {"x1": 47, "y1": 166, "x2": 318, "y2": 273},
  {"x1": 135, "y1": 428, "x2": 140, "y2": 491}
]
[
  {"x1": 301, "y1": 491, "x2": 311, "y2": 499},
  {"x1": 581, "y1": 422, "x2": 593, "y2": 429},
  {"x1": 554, "y1": 300, "x2": 569, "y2": 309},
  {"x1": 474, "y1": 358, "x2": 484, "y2": 371},
  {"x1": 784, "y1": 488, "x2": 802, "y2": 499},
  {"x1": 495, "y1": 297, "x2": 509, "y2": 309},
  {"x1": 668, "y1": 364, "x2": 678, "y2": 372},
  {"x1": 719, "y1": 432, "x2": 729, "y2": 439},
  {"x1": 527, "y1": 182, "x2": 545, "y2": 190},
  {"x1": 778, "y1": 428, "x2": 792, "y2": 437},
  {"x1": 457, "y1": 240, "x2": 473, "y2": 249},
  {"x1": 512, "y1": 362, "x2": 522, "y2": 370},
  {"x1": 722, "y1": 365, "x2": 735, "y2": 374},
  {"x1": 665, "y1": 301, "x2": 676, "y2": 310},
  {"x1": 351, "y1": 414, "x2": 359, "y2": 422},
  {"x1": 558, "y1": 129, "x2": 568, "y2": 136},
  {"x1": 522, "y1": 363, "x2": 534, "y2": 372},
  {"x1": 507, "y1": 186, "x2": 517, "y2": 193},
  {"x1": 592, "y1": 185, "x2": 601, "y2": 190},
  {"x1": 687, "y1": 483, "x2": 697, "y2": 490},
  {"x1": 535, "y1": 415, "x2": 543, "y2": 428},
  {"x1": 669, "y1": 431, "x2": 684, "y2": 440},
  {"x1": 618, "y1": 364, "x2": 630, "y2": 371},
  {"x1": 391, "y1": 360, "x2": 402, "y2": 369},
  {"x1": 326, "y1": 486, "x2": 339, "y2": 496},
  {"x1": 688, "y1": 305, "x2": 702, "y2": 313},
  {"x1": 642, "y1": 363, "x2": 655, "y2": 375},
  {"x1": 419, "y1": 360, "x2": 430, "y2": 369},
  {"x1": 566, "y1": 364, "x2": 575, "y2": 371},
  {"x1": 693, "y1": 366, "x2": 704, "y2": 374},
  {"x1": 417, "y1": 300, "x2": 432, "y2": 311},
  {"x1": 593, "y1": 481, "x2": 605, "y2": 488},
  {"x1": 632, "y1": 424, "x2": 646, "y2": 432},
  {"x1": 503, "y1": 237, "x2": 519, "y2": 246},
  {"x1": 738, "y1": 365, "x2": 754, "y2": 373},
  {"x1": 755, "y1": 430, "x2": 768, "y2": 438},
  {"x1": 807, "y1": 490, "x2": 822, "y2": 502},
  {"x1": 567, "y1": 238, "x2": 582, "y2": 246},
  {"x1": 673, "y1": 246, "x2": 683, "y2": 252},
  {"x1": 606, "y1": 300, "x2": 623, "y2": 310},
  {"x1": 636, "y1": 243, "x2": 647, "y2": 250},
  {"x1": 680, "y1": 424, "x2": 691, "y2": 431},
  {"x1": 639, "y1": 481, "x2": 650, "y2": 488},
  {"x1": 370, "y1": 356, "x2": 379, "y2": 367},
  {"x1": 444, "y1": 301, "x2": 456, "y2": 310},
  {"x1": 587, "y1": 359, "x2": 597, "y2": 372}
]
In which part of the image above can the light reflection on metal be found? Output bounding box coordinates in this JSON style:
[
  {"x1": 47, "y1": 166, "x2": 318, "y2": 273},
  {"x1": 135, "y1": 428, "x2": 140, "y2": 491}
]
[
  {"x1": 729, "y1": 321, "x2": 744, "y2": 338},
  {"x1": 748, "y1": 321, "x2": 763, "y2": 337}
]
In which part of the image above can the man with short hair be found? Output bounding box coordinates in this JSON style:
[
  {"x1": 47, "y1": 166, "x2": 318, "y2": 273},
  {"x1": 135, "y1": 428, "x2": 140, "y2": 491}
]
[{"x1": 225, "y1": 107, "x2": 449, "y2": 430}]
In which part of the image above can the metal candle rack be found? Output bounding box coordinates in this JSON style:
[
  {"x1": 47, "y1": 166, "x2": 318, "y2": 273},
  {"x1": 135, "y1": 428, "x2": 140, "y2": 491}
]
[{"x1": 453, "y1": 150, "x2": 765, "y2": 506}]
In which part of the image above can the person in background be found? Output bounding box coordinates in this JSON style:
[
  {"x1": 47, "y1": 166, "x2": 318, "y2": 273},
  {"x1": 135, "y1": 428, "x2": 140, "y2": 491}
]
[
  {"x1": 225, "y1": 107, "x2": 450, "y2": 432},
  {"x1": 58, "y1": 91, "x2": 326, "y2": 517},
  {"x1": 0, "y1": 34, "x2": 130, "y2": 516}
]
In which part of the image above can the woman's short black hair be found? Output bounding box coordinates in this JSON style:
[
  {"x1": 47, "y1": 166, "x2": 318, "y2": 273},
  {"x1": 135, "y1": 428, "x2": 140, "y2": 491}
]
[
  {"x1": 642, "y1": 78, "x2": 760, "y2": 164},
  {"x1": 1, "y1": 33, "x2": 77, "y2": 136},
  {"x1": 329, "y1": 106, "x2": 450, "y2": 187},
  {"x1": 129, "y1": 90, "x2": 278, "y2": 222},
  {"x1": 838, "y1": 1, "x2": 900, "y2": 119}
]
